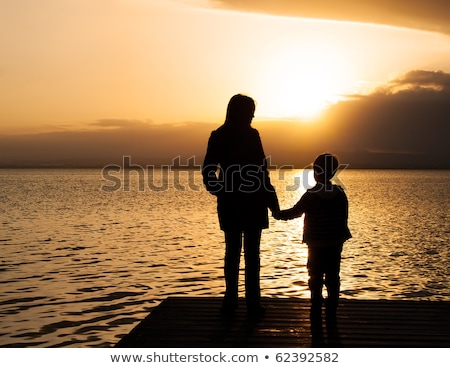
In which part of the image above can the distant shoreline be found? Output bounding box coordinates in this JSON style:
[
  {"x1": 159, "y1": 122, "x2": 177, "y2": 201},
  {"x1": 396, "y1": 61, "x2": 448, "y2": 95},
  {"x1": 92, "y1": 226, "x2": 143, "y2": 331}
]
[{"x1": 1, "y1": 165, "x2": 449, "y2": 170}]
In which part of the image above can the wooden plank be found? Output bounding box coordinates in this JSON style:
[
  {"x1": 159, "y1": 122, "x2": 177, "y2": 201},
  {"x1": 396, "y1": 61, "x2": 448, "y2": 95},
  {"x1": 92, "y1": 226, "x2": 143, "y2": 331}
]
[{"x1": 115, "y1": 297, "x2": 450, "y2": 348}]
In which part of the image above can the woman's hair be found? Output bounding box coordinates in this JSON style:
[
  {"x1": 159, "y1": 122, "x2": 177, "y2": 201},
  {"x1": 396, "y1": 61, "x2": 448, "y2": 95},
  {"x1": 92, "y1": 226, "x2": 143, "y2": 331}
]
[{"x1": 225, "y1": 94, "x2": 255, "y2": 126}]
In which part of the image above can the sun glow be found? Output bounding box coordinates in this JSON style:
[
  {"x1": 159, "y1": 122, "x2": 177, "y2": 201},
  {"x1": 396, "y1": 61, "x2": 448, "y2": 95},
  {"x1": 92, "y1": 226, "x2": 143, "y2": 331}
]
[
  {"x1": 252, "y1": 30, "x2": 352, "y2": 121},
  {"x1": 256, "y1": 68, "x2": 335, "y2": 120}
]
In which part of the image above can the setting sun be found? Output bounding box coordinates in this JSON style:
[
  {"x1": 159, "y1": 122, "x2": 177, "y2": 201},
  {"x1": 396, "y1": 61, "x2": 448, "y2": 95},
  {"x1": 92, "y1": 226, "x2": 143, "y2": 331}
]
[
  {"x1": 252, "y1": 29, "x2": 353, "y2": 120},
  {"x1": 255, "y1": 66, "x2": 337, "y2": 120}
]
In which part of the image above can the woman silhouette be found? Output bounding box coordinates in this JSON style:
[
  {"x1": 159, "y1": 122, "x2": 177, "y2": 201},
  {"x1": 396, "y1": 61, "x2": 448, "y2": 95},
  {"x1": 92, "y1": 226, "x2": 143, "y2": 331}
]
[{"x1": 202, "y1": 94, "x2": 279, "y2": 318}]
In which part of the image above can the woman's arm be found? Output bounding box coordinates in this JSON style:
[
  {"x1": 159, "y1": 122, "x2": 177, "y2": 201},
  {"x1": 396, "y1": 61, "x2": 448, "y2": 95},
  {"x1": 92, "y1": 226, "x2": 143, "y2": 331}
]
[{"x1": 202, "y1": 133, "x2": 223, "y2": 195}]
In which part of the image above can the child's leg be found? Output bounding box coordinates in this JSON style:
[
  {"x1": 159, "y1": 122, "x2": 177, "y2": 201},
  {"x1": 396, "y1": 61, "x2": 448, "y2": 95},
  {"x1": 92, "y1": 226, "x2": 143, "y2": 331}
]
[
  {"x1": 307, "y1": 246, "x2": 324, "y2": 308},
  {"x1": 324, "y1": 244, "x2": 343, "y2": 313}
]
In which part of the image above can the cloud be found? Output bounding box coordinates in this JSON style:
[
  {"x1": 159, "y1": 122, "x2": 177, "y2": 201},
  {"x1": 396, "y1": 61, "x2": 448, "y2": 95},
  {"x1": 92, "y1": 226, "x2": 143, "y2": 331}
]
[
  {"x1": 211, "y1": 0, "x2": 450, "y2": 35},
  {"x1": 89, "y1": 119, "x2": 155, "y2": 130},
  {"x1": 374, "y1": 70, "x2": 450, "y2": 94},
  {"x1": 0, "y1": 120, "x2": 214, "y2": 167},
  {"x1": 313, "y1": 70, "x2": 450, "y2": 168}
]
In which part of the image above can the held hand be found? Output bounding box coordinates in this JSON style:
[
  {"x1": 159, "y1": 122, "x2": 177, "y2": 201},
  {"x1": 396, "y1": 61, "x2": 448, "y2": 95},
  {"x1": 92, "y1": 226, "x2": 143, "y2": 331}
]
[
  {"x1": 272, "y1": 210, "x2": 281, "y2": 220},
  {"x1": 272, "y1": 209, "x2": 290, "y2": 221}
]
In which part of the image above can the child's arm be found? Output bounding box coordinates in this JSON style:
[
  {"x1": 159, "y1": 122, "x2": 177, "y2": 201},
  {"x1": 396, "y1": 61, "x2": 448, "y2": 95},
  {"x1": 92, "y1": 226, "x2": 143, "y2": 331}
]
[{"x1": 275, "y1": 201, "x2": 304, "y2": 220}]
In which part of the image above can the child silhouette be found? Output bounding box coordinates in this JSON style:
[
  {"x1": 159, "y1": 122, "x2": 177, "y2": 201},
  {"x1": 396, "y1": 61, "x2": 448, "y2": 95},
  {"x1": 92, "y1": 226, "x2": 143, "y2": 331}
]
[{"x1": 275, "y1": 153, "x2": 351, "y2": 318}]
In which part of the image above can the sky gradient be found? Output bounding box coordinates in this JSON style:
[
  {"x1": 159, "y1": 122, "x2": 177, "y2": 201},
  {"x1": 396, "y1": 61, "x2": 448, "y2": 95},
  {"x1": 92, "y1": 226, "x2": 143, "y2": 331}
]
[{"x1": 1, "y1": 0, "x2": 449, "y2": 168}]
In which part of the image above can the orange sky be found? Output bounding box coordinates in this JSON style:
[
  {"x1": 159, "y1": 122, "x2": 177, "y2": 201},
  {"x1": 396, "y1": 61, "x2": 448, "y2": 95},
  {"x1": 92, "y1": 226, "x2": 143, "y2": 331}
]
[{"x1": 1, "y1": 0, "x2": 449, "y2": 168}]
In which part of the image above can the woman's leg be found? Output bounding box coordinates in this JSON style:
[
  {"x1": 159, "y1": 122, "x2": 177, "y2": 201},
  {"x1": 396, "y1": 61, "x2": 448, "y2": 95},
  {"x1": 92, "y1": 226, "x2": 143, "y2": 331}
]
[
  {"x1": 243, "y1": 228, "x2": 262, "y2": 311},
  {"x1": 223, "y1": 230, "x2": 242, "y2": 310}
]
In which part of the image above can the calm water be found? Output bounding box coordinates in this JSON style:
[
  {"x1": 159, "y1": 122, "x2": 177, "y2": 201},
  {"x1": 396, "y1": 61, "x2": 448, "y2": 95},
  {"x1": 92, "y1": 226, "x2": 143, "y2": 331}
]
[{"x1": 0, "y1": 168, "x2": 449, "y2": 347}]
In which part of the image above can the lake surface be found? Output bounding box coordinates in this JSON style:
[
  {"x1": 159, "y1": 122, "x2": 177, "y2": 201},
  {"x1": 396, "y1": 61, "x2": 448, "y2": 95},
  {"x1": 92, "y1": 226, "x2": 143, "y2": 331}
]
[{"x1": 0, "y1": 168, "x2": 449, "y2": 347}]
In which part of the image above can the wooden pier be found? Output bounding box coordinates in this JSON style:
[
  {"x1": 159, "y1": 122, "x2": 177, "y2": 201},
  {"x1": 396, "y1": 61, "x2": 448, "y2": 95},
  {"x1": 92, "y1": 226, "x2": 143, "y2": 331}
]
[{"x1": 115, "y1": 297, "x2": 450, "y2": 348}]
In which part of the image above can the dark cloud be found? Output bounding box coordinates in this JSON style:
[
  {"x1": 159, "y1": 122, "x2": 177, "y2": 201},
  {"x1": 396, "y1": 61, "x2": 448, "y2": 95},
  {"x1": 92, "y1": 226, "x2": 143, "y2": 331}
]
[
  {"x1": 375, "y1": 70, "x2": 450, "y2": 94},
  {"x1": 0, "y1": 121, "x2": 213, "y2": 167},
  {"x1": 249, "y1": 70, "x2": 449, "y2": 169},
  {"x1": 213, "y1": 0, "x2": 450, "y2": 35},
  {"x1": 311, "y1": 70, "x2": 450, "y2": 168}
]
